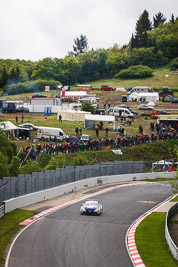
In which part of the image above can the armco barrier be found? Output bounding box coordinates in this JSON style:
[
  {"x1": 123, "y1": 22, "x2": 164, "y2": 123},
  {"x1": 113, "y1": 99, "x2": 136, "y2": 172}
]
[
  {"x1": 4, "y1": 171, "x2": 176, "y2": 213},
  {"x1": 165, "y1": 202, "x2": 178, "y2": 260}
]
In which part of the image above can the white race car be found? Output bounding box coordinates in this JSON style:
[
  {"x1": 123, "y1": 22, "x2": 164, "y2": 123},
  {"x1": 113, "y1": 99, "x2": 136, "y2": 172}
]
[{"x1": 80, "y1": 199, "x2": 103, "y2": 215}]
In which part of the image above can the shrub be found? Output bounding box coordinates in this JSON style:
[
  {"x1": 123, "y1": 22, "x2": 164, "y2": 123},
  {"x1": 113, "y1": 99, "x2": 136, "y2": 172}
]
[
  {"x1": 5, "y1": 79, "x2": 59, "y2": 95},
  {"x1": 169, "y1": 57, "x2": 178, "y2": 68},
  {"x1": 115, "y1": 65, "x2": 153, "y2": 79}
]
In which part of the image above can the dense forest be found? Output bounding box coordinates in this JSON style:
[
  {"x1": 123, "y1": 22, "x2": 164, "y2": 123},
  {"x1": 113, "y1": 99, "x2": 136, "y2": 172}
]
[{"x1": 0, "y1": 10, "x2": 178, "y2": 95}]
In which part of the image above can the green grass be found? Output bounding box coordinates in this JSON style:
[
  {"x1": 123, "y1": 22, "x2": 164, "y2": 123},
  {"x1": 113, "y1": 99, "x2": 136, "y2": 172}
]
[
  {"x1": 0, "y1": 209, "x2": 35, "y2": 266},
  {"x1": 89, "y1": 67, "x2": 178, "y2": 90},
  {"x1": 171, "y1": 196, "x2": 178, "y2": 202},
  {"x1": 135, "y1": 212, "x2": 178, "y2": 267}
]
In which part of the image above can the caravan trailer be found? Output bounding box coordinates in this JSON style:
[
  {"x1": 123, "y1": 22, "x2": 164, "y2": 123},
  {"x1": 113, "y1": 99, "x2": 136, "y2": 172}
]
[
  {"x1": 128, "y1": 86, "x2": 151, "y2": 95},
  {"x1": 37, "y1": 126, "x2": 68, "y2": 141}
]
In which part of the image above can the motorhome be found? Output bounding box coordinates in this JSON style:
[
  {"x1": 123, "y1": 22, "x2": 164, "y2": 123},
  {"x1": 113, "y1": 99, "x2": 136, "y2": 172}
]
[
  {"x1": 108, "y1": 107, "x2": 134, "y2": 118},
  {"x1": 37, "y1": 126, "x2": 68, "y2": 141},
  {"x1": 128, "y1": 86, "x2": 151, "y2": 95}
]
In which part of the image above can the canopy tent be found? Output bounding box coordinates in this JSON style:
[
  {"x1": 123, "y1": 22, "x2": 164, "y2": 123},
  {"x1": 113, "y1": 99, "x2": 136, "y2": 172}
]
[
  {"x1": 84, "y1": 114, "x2": 115, "y2": 129},
  {"x1": 0, "y1": 121, "x2": 30, "y2": 139},
  {"x1": 57, "y1": 110, "x2": 91, "y2": 122},
  {"x1": 152, "y1": 160, "x2": 178, "y2": 171},
  {"x1": 128, "y1": 92, "x2": 159, "y2": 102}
]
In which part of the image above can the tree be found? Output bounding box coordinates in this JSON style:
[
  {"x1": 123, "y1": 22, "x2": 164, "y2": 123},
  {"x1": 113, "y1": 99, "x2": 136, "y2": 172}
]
[
  {"x1": 170, "y1": 14, "x2": 175, "y2": 23},
  {"x1": 45, "y1": 153, "x2": 66, "y2": 170},
  {"x1": 8, "y1": 156, "x2": 21, "y2": 177},
  {"x1": 0, "y1": 152, "x2": 9, "y2": 178},
  {"x1": 81, "y1": 101, "x2": 95, "y2": 114},
  {"x1": 69, "y1": 34, "x2": 88, "y2": 57},
  {"x1": 153, "y1": 12, "x2": 166, "y2": 28},
  {"x1": 134, "y1": 10, "x2": 152, "y2": 48},
  {"x1": 19, "y1": 160, "x2": 42, "y2": 174}
]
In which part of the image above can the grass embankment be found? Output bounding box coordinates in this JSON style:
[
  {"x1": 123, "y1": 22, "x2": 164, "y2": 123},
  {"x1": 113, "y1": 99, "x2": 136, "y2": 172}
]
[
  {"x1": 0, "y1": 209, "x2": 35, "y2": 266},
  {"x1": 171, "y1": 196, "x2": 178, "y2": 202},
  {"x1": 65, "y1": 140, "x2": 178, "y2": 165},
  {"x1": 135, "y1": 212, "x2": 178, "y2": 267}
]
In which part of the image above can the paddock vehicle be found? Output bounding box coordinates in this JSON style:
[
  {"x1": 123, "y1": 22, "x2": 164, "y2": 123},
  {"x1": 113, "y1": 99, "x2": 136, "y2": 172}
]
[
  {"x1": 108, "y1": 107, "x2": 134, "y2": 118},
  {"x1": 101, "y1": 85, "x2": 115, "y2": 91},
  {"x1": 19, "y1": 123, "x2": 38, "y2": 130},
  {"x1": 137, "y1": 104, "x2": 154, "y2": 110},
  {"x1": 80, "y1": 199, "x2": 103, "y2": 215},
  {"x1": 37, "y1": 126, "x2": 68, "y2": 141}
]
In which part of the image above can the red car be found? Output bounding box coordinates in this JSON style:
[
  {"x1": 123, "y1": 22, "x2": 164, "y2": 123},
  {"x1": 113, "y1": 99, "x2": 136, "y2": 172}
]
[{"x1": 101, "y1": 85, "x2": 115, "y2": 91}]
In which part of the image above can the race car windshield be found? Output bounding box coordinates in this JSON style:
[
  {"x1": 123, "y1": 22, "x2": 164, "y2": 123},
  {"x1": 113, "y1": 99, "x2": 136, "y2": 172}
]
[{"x1": 85, "y1": 201, "x2": 98, "y2": 206}]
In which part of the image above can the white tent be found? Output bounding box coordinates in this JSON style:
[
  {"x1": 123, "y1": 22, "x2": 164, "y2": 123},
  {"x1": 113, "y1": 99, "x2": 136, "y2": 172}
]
[
  {"x1": 0, "y1": 121, "x2": 30, "y2": 139},
  {"x1": 84, "y1": 114, "x2": 115, "y2": 129},
  {"x1": 128, "y1": 92, "x2": 159, "y2": 102},
  {"x1": 57, "y1": 110, "x2": 91, "y2": 122}
]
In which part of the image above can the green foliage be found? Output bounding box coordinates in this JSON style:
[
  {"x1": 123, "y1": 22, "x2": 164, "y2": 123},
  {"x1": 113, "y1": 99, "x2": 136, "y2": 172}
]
[
  {"x1": 169, "y1": 57, "x2": 178, "y2": 68},
  {"x1": 0, "y1": 152, "x2": 9, "y2": 178},
  {"x1": 115, "y1": 65, "x2": 153, "y2": 79},
  {"x1": 69, "y1": 34, "x2": 88, "y2": 57},
  {"x1": 38, "y1": 154, "x2": 52, "y2": 168},
  {"x1": 8, "y1": 156, "x2": 21, "y2": 177},
  {"x1": 5, "y1": 79, "x2": 59, "y2": 95},
  {"x1": 153, "y1": 12, "x2": 166, "y2": 28},
  {"x1": 45, "y1": 153, "x2": 66, "y2": 170},
  {"x1": 68, "y1": 155, "x2": 89, "y2": 166},
  {"x1": 19, "y1": 160, "x2": 42, "y2": 174},
  {"x1": 81, "y1": 101, "x2": 96, "y2": 114},
  {"x1": 0, "y1": 136, "x2": 16, "y2": 162}
]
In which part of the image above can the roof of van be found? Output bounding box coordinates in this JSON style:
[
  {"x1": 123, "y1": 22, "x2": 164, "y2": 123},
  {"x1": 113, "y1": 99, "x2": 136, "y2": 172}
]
[{"x1": 38, "y1": 126, "x2": 64, "y2": 131}]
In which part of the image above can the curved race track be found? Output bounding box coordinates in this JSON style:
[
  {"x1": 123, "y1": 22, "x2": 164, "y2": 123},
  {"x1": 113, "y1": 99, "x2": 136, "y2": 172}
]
[{"x1": 6, "y1": 182, "x2": 172, "y2": 267}]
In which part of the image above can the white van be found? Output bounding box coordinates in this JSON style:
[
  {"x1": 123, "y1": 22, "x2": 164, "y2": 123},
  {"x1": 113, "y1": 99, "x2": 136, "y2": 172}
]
[
  {"x1": 37, "y1": 126, "x2": 68, "y2": 141},
  {"x1": 108, "y1": 107, "x2": 134, "y2": 118}
]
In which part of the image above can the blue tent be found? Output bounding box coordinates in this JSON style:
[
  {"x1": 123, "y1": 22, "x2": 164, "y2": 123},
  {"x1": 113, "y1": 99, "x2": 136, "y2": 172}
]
[{"x1": 70, "y1": 136, "x2": 79, "y2": 143}]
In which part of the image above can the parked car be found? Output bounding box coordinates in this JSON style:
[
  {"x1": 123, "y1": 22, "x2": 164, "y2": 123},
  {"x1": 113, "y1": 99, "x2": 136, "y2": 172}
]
[
  {"x1": 154, "y1": 110, "x2": 171, "y2": 115},
  {"x1": 80, "y1": 199, "x2": 103, "y2": 215},
  {"x1": 101, "y1": 85, "x2": 115, "y2": 91},
  {"x1": 137, "y1": 104, "x2": 154, "y2": 110},
  {"x1": 32, "y1": 93, "x2": 47, "y2": 98},
  {"x1": 19, "y1": 123, "x2": 38, "y2": 130},
  {"x1": 80, "y1": 134, "x2": 90, "y2": 141},
  {"x1": 16, "y1": 107, "x2": 29, "y2": 113}
]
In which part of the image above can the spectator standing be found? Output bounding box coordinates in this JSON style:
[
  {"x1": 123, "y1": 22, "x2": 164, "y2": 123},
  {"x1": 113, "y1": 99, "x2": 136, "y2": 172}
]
[
  {"x1": 75, "y1": 127, "x2": 79, "y2": 136},
  {"x1": 16, "y1": 116, "x2": 18, "y2": 123},
  {"x1": 59, "y1": 115, "x2": 62, "y2": 122},
  {"x1": 96, "y1": 127, "x2": 99, "y2": 137},
  {"x1": 139, "y1": 125, "x2": 143, "y2": 134},
  {"x1": 21, "y1": 114, "x2": 24, "y2": 123},
  {"x1": 105, "y1": 127, "x2": 108, "y2": 137},
  {"x1": 79, "y1": 127, "x2": 82, "y2": 136}
]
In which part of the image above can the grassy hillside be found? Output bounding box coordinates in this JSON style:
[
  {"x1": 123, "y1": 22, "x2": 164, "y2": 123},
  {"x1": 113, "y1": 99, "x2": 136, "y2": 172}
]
[{"x1": 89, "y1": 67, "x2": 178, "y2": 90}]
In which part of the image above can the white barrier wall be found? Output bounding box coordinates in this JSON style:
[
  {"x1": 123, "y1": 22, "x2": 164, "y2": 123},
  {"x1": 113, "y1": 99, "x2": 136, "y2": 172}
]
[{"x1": 4, "y1": 171, "x2": 176, "y2": 213}]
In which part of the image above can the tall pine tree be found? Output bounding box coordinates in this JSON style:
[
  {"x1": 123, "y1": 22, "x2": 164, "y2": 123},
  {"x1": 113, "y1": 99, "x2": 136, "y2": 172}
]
[
  {"x1": 69, "y1": 34, "x2": 88, "y2": 57},
  {"x1": 153, "y1": 12, "x2": 166, "y2": 28},
  {"x1": 135, "y1": 10, "x2": 152, "y2": 48}
]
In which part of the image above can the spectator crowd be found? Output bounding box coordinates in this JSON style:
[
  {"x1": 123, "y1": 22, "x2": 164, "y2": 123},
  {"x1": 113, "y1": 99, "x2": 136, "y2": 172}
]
[{"x1": 23, "y1": 121, "x2": 178, "y2": 158}]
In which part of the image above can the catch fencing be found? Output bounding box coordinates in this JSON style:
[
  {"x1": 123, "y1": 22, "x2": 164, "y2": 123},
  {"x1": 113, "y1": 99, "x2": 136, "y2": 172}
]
[
  {"x1": 0, "y1": 161, "x2": 144, "y2": 206},
  {"x1": 165, "y1": 202, "x2": 178, "y2": 260}
]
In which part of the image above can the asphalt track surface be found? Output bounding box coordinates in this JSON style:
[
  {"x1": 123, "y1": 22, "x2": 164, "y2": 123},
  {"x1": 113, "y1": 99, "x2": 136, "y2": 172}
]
[{"x1": 7, "y1": 182, "x2": 172, "y2": 267}]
